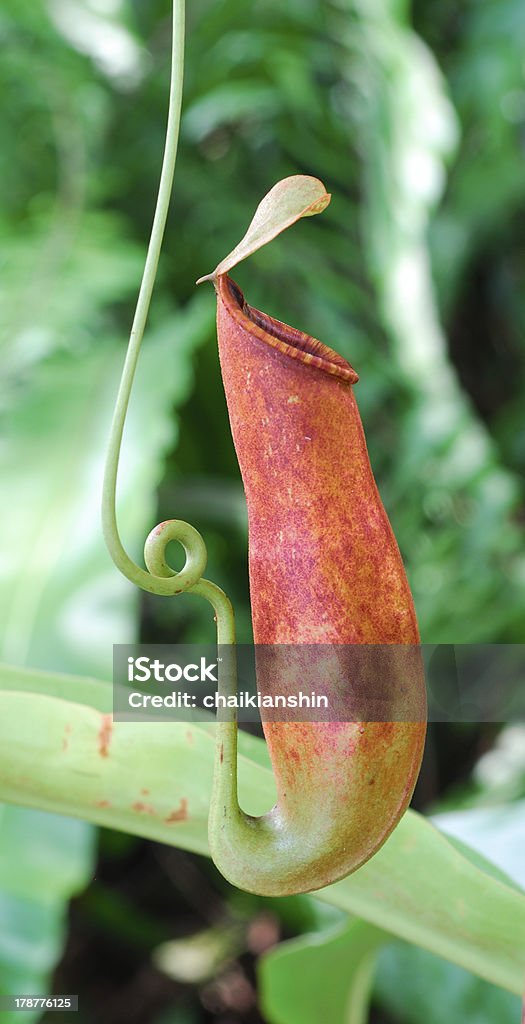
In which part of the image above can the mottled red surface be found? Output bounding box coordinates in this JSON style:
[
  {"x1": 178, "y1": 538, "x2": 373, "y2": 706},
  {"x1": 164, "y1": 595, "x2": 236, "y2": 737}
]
[
  {"x1": 165, "y1": 798, "x2": 188, "y2": 824},
  {"x1": 131, "y1": 801, "x2": 156, "y2": 815},
  {"x1": 214, "y1": 275, "x2": 426, "y2": 893},
  {"x1": 98, "y1": 714, "x2": 113, "y2": 759}
]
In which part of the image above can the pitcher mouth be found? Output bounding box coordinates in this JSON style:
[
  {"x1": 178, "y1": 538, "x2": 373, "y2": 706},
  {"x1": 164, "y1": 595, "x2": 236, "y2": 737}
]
[{"x1": 218, "y1": 275, "x2": 359, "y2": 384}]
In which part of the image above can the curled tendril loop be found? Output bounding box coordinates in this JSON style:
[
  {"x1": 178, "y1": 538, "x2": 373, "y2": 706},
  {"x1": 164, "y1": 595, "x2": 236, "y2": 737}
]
[{"x1": 144, "y1": 519, "x2": 207, "y2": 589}]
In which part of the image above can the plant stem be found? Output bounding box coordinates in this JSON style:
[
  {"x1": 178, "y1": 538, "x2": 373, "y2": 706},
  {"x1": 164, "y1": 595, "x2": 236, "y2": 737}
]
[
  {"x1": 101, "y1": 0, "x2": 187, "y2": 595},
  {"x1": 99, "y1": 1, "x2": 238, "y2": 826},
  {"x1": 98, "y1": 0, "x2": 242, "y2": 886},
  {"x1": 101, "y1": 1, "x2": 235, "y2": 621}
]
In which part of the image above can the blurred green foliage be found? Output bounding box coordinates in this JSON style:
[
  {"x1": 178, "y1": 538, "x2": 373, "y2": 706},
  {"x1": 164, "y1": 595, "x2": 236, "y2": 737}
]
[{"x1": 1, "y1": 0, "x2": 524, "y2": 1021}]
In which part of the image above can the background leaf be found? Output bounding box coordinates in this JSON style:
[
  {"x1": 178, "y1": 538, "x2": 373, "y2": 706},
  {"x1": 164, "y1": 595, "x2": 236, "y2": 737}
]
[
  {"x1": 432, "y1": 801, "x2": 525, "y2": 891},
  {"x1": 259, "y1": 918, "x2": 385, "y2": 1024},
  {"x1": 0, "y1": 671, "x2": 524, "y2": 998},
  {"x1": 0, "y1": 254, "x2": 211, "y2": 1012},
  {"x1": 374, "y1": 942, "x2": 522, "y2": 1024}
]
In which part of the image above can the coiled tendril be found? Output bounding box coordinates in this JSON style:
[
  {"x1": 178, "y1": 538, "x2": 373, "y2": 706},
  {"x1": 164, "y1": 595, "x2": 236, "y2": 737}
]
[{"x1": 143, "y1": 520, "x2": 206, "y2": 588}]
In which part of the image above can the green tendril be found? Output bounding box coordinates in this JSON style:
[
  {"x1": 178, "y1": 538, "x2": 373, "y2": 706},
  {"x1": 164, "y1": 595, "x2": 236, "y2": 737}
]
[
  {"x1": 101, "y1": 0, "x2": 236, "y2": 648},
  {"x1": 102, "y1": 0, "x2": 240, "y2": 884}
]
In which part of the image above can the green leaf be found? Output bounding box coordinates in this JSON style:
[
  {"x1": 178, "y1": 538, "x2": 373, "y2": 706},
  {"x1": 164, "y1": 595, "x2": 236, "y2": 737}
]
[
  {"x1": 259, "y1": 918, "x2": 385, "y2": 1024},
  {"x1": 196, "y1": 175, "x2": 331, "y2": 283},
  {"x1": 0, "y1": 292, "x2": 211, "y2": 1005},
  {"x1": 0, "y1": 668, "x2": 524, "y2": 997},
  {"x1": 433, "y1": 802, "x2": 525, "y2": 892},
  {"x1": 0, "y1": 808, "x2": 94, "y2": 903},
  {"x1": 0, "y1": 892, "x2": 65, "y2": 981},
  {"x1": 375, "y1": 941, "x2": 522, "y2": 1024},
  {"x1": 260, "y1": 898, "x2": 523, "y2": 1024}
]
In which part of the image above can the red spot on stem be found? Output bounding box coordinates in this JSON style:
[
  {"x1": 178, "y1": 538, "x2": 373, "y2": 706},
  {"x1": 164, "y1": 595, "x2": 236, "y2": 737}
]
[
  {"x1": 131, "y1": 801, "x2": 155, "y2": 815},
  {"x1": 62, "y1": 724, "x2": 72, "y2": 752},
  {"x1": 165, "y1": 798, "x2": 188, "y2": 824},
  {"x1": 98, "y1": 714, "x2": 113, "y2": 758}
]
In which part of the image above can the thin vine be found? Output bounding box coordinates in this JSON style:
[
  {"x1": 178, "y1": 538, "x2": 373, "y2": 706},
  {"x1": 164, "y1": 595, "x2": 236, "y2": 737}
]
[{"x1": 101, "y1": 0, "x2": 235, "y2": 648}]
